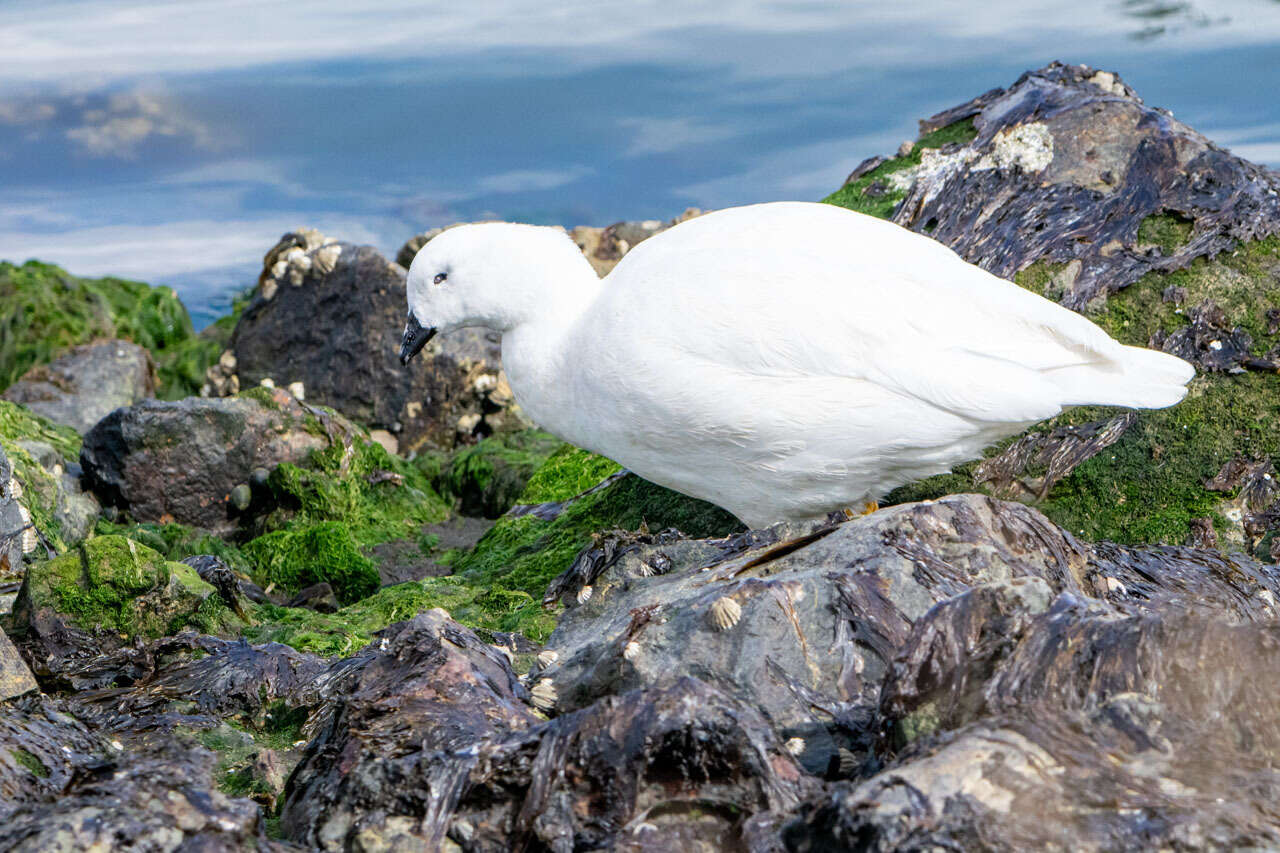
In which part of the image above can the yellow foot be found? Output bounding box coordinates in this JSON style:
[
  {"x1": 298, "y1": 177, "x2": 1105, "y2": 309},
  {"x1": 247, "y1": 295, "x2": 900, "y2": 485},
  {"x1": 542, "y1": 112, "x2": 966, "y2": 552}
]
[{"x1": 841, "y1": 501, "x2": 879, "y2": 520}]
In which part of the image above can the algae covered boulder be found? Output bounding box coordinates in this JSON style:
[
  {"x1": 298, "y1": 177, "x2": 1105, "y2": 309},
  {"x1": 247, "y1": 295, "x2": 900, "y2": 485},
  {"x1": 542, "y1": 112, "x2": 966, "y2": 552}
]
[
  {"x1": 79, "y1": 386, "x2": 340, "y2": 532},
  {"x1": 0, "y1": 260, "x2": 219, "y2": 400},
  {"x1": 11, "y1": 535, "x2": 234, "y2": 675},
  {"x1": 436, "y1": 427, "x2": 562, "y2": 517},
  {"x1": 825, "y1": 62, "x2": 1280, "y2": 551},
  {"x1": 2, "y1": 339, "x2": 155, "y2": 435},
  {"x1": 0, "y1": 401, "x2": 96, "y2": 563}
]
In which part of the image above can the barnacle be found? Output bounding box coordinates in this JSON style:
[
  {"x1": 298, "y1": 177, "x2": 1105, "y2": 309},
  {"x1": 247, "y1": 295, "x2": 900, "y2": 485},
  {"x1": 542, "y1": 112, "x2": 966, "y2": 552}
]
[{"x1": 708, "y1": 595, "x2": 742, "y2": 631}]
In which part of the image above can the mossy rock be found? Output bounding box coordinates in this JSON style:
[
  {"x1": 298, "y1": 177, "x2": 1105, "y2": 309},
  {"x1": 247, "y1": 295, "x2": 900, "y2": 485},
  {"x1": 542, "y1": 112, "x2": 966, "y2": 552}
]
[
  {"x1": 438, "y1": 429, "x2": 563, "y2": 517},
  {"x1": 13, "y1": 535, "x2": 237, "y2": 641},
  {"x1": 244, "y1": 522, "x2": 379, "y2": 606},
  {"x1": 447, "y1": 445, "x2": 742, "y2": 601},
  {"x1": 0, "y1": 260, "x2": 227, "y2": 400},
  {"x1": 0, "y1": 401, "x2": 84, "y2": 553}
]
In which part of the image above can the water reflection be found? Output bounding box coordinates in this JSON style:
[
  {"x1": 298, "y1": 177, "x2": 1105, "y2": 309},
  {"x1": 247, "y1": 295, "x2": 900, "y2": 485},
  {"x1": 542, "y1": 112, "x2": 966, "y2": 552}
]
[{"x1": 0, "y1": 0, "x2": 1277, "y2": 326}]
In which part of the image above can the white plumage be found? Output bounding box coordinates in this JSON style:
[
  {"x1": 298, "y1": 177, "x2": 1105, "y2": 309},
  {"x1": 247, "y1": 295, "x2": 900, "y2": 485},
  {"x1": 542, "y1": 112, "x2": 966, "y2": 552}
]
[{"x1": 403, "y1": 202, "x2": 1194, "y2": 528}]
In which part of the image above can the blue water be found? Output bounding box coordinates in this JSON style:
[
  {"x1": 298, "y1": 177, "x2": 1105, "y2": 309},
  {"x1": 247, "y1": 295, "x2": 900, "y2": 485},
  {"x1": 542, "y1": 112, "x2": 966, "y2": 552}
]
[{"x1": 1, "y1": 0, "x2": 1278, "y2": 327}]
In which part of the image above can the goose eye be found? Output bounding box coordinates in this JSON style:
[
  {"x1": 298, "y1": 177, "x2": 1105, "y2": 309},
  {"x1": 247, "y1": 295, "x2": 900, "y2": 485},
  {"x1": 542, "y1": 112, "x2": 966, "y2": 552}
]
[{"x1": 433, "y1": 272, "x2": 447, "y2": 285}]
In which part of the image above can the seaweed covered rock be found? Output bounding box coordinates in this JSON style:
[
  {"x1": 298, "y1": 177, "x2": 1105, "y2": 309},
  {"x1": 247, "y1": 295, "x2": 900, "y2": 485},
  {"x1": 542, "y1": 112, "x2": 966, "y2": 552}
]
[
  {"x1": 2, "y1": 339, "x2": 155, "y2": 434},
  {"x1": 79, "y1": 386, "x2": 340, "y2": 532},
  {"x1": 280, "y1": 609, "x2": 809, "y2": 851},
  {"x1": 0, "y1": 401, "x2": 96, "y2": 561},
  {"x1": 0, "y1": 696, "x2": 287, "y2": 851},
  {"x1": 0, "y1": 260, "x2": 219, "y2": 400},
  {"x1": 825, "y1": 63, "x2": 1280, "y2": 550},
  {"x1": 437, "y1": 428, "x2": 562, "y2": 517},
  {"x1": 221, "y1": 229, "x2": 524, "y2": 452},
  {"x1": 783, "y1": 590, "x2": 1280, "y2": 851},
  {"x1": 10, "y1": 535, "x2": 236, "y2": 678}
]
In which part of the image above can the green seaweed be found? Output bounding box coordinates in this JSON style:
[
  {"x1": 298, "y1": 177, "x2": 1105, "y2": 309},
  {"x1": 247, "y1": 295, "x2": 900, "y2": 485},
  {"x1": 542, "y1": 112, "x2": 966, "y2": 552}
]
[
  {"x1": 1137, "y1": 211, "x2": 1195, "y2": 256},
  {"x1": 438, "y1": 429, "x2": 562, "y2": 517},
  {"x1": 10, "y1": 748, "x2": 48, "y2": 778},
  {"x1": 822, "y1": 118, "x2": 978, "y2": 220},
  {"x1": 19, "y1": 535, "x2": 232, "y2": 639},
  {"x1": 0, "y1": 260, "x2": 218, "y2": 399},
  {"x1": 93, "y1": 519, "x2": 252, "y2": 575},
  {"x1": 0, "y1": 401, "x2": 85, "y2": 552},
  {"x1": 517, "y1": 443, "x2": 623, "y2": 504},
  {"x1": 243, "y1": 522, "x2": 379, "y2": 605}
]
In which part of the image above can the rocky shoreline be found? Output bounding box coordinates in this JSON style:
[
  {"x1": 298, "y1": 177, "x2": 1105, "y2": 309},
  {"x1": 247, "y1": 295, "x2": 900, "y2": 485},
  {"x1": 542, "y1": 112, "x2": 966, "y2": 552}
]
[{"x1": 3, "y1": 62, "x2": 1280, "y2": 850}]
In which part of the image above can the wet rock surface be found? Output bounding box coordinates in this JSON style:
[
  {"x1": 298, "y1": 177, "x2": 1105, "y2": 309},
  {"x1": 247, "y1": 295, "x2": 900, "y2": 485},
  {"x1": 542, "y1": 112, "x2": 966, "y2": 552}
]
[
  {"x1": 222, "y1": 229, "x2": 524, "y2": 452},
  {"x1": 79, "y1": 387, "x2": 339, "y2": 531},
  {"x1": 832, "y1": 61, "x2": 1280, "y2": 312},
  {"x1": 1, "y1": 339, "x2": 156, "y2": 435}
]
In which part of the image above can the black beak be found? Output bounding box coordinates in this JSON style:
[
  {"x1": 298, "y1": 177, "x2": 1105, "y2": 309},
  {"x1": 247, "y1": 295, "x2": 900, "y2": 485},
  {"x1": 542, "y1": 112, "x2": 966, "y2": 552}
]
[{"x1": 399, "y1": 313, "x2": 437, "y2": 365}]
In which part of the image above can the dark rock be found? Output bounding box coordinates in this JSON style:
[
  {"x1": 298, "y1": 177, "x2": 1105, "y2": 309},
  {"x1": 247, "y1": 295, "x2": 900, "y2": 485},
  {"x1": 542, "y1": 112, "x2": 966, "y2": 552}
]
[
  {"x1": 974, "y1": 411, "x2": 1136, "y2": 499},
  {"x1": 784, "y1": 587, "x2": 1280, "y2": 851},
  {"x1": 79, "y1": 387, "x2": 341, "y2": 531},
  {"x1": 1, "y1": 340, "x2": 155, "y2": 435},
  {"x1": 1152, "y1": 298, "x2": 1279, "y2": 373},
  {"x1": 181, "y1": 553, "x2": 252, "y2": 619},
  {"x1": 850, "y1": 62, "x2": 1280, "y2": 312},
  {"x1": 568, "y1": 209, "x2": 705, "y2": 277},
  {"x1": 0, "y1": 695, "x2": 288, "y2": 851},
  {"x1": 280, "y1": 610, "x2": 809, "y2": 850},
  {"x1": 370, "y1": 514, "x2": 495, "y2": 584},
  {"x1": 224, "y1": 229, "x2": 524, "y2": 453},
  {"x1": 286, "y1": 581, "x2": 341, "y2": 613}
]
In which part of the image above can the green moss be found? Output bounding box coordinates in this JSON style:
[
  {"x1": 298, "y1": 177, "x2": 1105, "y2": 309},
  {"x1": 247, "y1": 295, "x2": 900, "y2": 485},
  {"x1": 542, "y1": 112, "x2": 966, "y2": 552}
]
[
  {"x1": 890, "y1": 236, "x2": 1280, "y2": 549},
  {"x1": 822, "y1": 118, "x2": 977, "y2": 220},
  {"x1": 94, "y1": 519, "x2": 252, "y2": 574},
  {"x1": 243, "y1": 522, "x2": 379, "y2": 605},
  {"x1": 441, "y1": 430, "x2": 576, "y2": 516},
  {"x1": 1137, "y1": 212, "x2": 1195, "y2": 256},
  {"x1": 0, "y1": 401, "x2": 85, "y2": 552},
  {"x1": 0, "y1": 260, "x2": 218, "y2": 399},
  {"x1": 451, "y1": 463, "x2": 742, "y2": 601},
  {"x1": 245, "y1": 576, "x2": 556, "y2": 655},
  {"x1": 10, "y1": 748, "x2": 48, "y2": 777},
  {"x1": 21, "y1": 535, "x2": 224, "y2": 639},
  {"x1": 517, "y1": 443, "x2": 623, "y2": 504}
]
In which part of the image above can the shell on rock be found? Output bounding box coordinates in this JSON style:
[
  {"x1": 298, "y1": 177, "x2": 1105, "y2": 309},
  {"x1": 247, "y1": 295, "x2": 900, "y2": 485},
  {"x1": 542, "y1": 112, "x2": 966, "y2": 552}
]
[
  {"x1": 708, "y1": 596, "x2": 742, "y2": 631},
  {"x1": 836, "y1": 748, "x2": 858, "y2": 777},
  {"x1": 17, "y1": 504, "x2": 37, "y2": 554},
  {"x1": 785, "y1": 737, "x2": 805, "y2": 756},
  {"x1": 531, "y1": 678, "x2": 557, "y2": 713},
  {"x1": 576, "y1": 585, "x2": 593, "y2": 605},
  {"x1": 7, "y1": 476, "x2": 23, "y2": 500},
  {"x1": 536, "y1": 649, "x2": 559, "y2": 670},
  {"x1": 622, "y1": 641, "x2": 641, "y2": 661}
]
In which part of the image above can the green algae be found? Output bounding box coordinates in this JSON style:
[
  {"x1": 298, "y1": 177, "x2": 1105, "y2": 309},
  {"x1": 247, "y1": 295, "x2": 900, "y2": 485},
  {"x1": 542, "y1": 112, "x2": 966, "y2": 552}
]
[
  {"x1": 822, "y1": 118, "x2": 978, "y2": 220},
  {"x1": 93, "y1": 519, "x2": 252, "y2": 575},
  {"x1": 10, "y1": 748, "x2": 48, "y2": 778},
  {"x1": 1137, "y1": 211, "x2": 1195, "y2": 256},
  {"x1": 0, "y1": 260, "x2": 218, "y2": 399},
  {"x1": 0, "y1": 401, "x2": 85, "y2": 552},
  {"x1": 244, "y1": 522, "x2": 379, "y2": 606},
  {"x1": 245, "y1": 576, "x2": 556, "y2": 654},
  {"x1": 438, "y1": 429, "x2": 562, "y2": 517},
  {"x1": 451, "y1": 452, "x2": 742, "y2": 601},
  {"x1": 888, "y1": 235, "x2": 1280, "y2": 549},
  {"x1": 19, "y1": 535, "x2": 229, "y2": 639},
  {"x1": 517, "y1": 443, "x2": 623, "y2": 504}
]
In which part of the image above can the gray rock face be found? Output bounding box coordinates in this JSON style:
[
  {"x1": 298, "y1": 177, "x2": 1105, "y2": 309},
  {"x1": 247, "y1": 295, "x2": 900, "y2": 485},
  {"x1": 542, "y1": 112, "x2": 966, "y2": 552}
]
[
  {"x1": 79, "y1": 387, "x2": 338, "y2": 531},
  {"x1": 223, "y1": 229, "x2": 524, "y2": 453},
  {"x1": 0, "y1": 628, "x2": 37, "y2": 701},
  {"x1": 0, "y1": 445, "x2": 28, "y2": 580},
  {"x1": 538, "y1": 494, "x2": 1280, "y2": 781},
  {"x1": 844, "y1": 62, "x2": 1280, "y2": 312},
  {"x1": 2, "y1": 340, "x2": 155, "y2": 435}
]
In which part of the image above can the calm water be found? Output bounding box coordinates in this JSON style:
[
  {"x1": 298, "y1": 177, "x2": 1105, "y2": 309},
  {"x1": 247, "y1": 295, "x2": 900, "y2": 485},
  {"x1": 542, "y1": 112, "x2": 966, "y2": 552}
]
[{"x1": 2, "y1": 0, "x2": 1279, "y2": 327}]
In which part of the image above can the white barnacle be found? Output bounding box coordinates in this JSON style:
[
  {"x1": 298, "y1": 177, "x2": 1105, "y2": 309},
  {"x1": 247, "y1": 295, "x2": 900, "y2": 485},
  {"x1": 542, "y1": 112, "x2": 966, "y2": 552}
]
[
  {"x1": 708, "y1": 595, "x2": 742, "y2": 631},
  {"x1": 635, "y1": 561, "x2": 656, "y2": 577},
  {"x1": 536, "y1": 649, "x2": 559, "y2": 670},
  {"x1": 1103, "y1": 576, "x2": 1128, "y2": 596},
  {"x1": 576, "y1": 585, "x2": 593, "y2": 605},
  {"x1": 17, "y1": 504, "x2": 37, "y2": 553},
  {"x1": 7, "y1": 476, "x2": 23, "y2": 500},
  {"x1": 622, "y1": 640, "x2": 641, "y2": 661},
  {"x1": 785, "y1": 737, "x2": 805, "y2": 755},
  {"x1": 531, "y1": 678, "x2": 557, "y2": 713}
]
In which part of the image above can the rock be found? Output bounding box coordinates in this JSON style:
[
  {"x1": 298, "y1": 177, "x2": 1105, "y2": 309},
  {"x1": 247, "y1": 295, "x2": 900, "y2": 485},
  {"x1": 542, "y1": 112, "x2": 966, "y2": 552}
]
[
  {"x1": 280, "y1": 610, "x2": 809, "y2": 850},
  {"x1": 1, "y1": 339, "x2": 155, "y2": 435},
  {"x1": 79, "y1": 387, "x2": 343, "y2": 532},
  {"x1": 0, "y1": 697, "x2": 286, "y2": 850},
  {"x1": 783, "y1": 587, "x2": 1280, "y2": 850},
  {"x1": 0, "y1": 628, "x2": 37, "y2": 700},
  {"x1": 568, "y1": 208, "x2": 705, "y2": 277},
  {"x1": 438, "y1": 428, "x2": 562, "y2": 518},
  {"x1": 286, "y1": 581, "x2": 341, "y2": 613},
  {"x1": 10, "y1": 536, "x2": 238, "y2": 679},
  {"x1": 219, "y1": 228, "x2": 525, "y2": 452},
  {"x1": 830, "y1": 61, "x2": 1280, "y2": 313},
  {"x1": 0, "y1": 402, "x2": 96, "y2": 556},
  {"x1": 0, "y1": 445, "x2": 29, "y2": 581},
  {"x1": 538, "y1": 494, "x2": 1280, "y2": 776}
]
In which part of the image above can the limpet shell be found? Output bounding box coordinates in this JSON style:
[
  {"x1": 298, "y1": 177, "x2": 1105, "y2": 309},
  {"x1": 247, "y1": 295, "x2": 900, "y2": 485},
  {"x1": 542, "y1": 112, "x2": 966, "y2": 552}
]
[
  {"x1": 708, "y1": 596, "x2": 742, "y2": 631},
  {"x1": 576, "y1": 585, "x2": 593, "y2": 605},
  {"x1": 531, "y1": 678, "x2": 557, "y2": 713}
]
